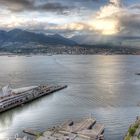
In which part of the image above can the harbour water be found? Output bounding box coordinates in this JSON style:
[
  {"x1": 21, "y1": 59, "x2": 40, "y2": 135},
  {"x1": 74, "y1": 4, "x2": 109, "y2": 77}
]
[{"x1": 0, "y1": 55, "x2": 140, "y2": 140}]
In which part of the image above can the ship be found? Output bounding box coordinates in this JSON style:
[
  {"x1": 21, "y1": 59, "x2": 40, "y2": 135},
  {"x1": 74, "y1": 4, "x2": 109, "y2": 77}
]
[{"x1": 0, "y1": 84, "x2": 67, "y2": 113}]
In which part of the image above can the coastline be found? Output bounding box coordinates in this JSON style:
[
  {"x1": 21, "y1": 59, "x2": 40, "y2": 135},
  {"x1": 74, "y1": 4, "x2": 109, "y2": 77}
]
[{"x1": 0, "y1": 53, "x2": 140, "y2": 56}]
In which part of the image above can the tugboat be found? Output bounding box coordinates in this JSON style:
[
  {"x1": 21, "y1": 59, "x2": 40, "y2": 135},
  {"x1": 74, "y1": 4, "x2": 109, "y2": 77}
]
[
  {"x1": 135, "y1": 73, "x2": 140, "y2": 75},
  {"x1": 0, "y1": 84, "x2": 67, "y2": 113}
]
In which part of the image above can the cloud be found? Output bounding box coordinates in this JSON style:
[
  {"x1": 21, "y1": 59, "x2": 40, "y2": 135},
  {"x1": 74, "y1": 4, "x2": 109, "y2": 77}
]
[
  {"x1": 0, "y1": 0, "x2": 71, "y2": 14},
  {"x1": 33, "y1": 0, "x2": 124, "y2": 35},
  {"x1": 48, "y1": 22, "x2": 90, "y2": 31},
  {"x1": 129, "y1": 4, "x2": 140, "y2": 10},
  {"x1": 87, "y1": 0, "x2": 122, "y2": 35},
  {"x1": 109, "y1": 0, "x2": 121, "y2": 6},
  {"x1": 83, "y1": 0, "x2": 140, "y2": 37},
  {"x1": 0, "y1": 0, "x2": 32, "y2": 12},
  {"x1": 1, "y1": 0, "x2": 31, "y2": 5},
  {"x1": 0, "y1": 0, "x2": 101, "y2": 14},
  {"x1": 1, "y1": 0, "x2": 140, "y2": 46},
  {"x1": 120, "y1": 13, "x2": 140, "y2": 36},
  {"x1": 37, "y1": 3, "x2": 71, "y2": 14}
]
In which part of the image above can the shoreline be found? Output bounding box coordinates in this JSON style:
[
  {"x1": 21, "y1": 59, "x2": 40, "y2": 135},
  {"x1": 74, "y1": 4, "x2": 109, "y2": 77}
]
[{"x1": 0, "y1": 53, "x2": 140, "y2": 56}]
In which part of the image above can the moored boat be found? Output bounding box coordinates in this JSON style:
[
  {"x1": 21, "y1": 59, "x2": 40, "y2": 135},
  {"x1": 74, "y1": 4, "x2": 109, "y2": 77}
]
[{"x1": 0, "y1": 84, "x2": 67, "y2": 113}]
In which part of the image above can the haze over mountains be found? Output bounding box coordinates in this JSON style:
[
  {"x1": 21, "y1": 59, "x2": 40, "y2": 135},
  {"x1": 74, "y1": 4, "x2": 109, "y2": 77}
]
[
  {"x1": 0, "y1": 29, "x2": 77, "y2": 46},
  {"x1": 0, "y1": 29, "x2": 140, "y2": 48},
  {"x1": 0, "y1": 28, "x2": 140, "y2": 55}
]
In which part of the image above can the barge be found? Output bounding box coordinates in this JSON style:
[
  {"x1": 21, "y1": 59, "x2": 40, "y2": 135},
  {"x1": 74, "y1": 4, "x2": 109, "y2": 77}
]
[{"x1": 0, "y1": 84, "x2": 67, "y2": 113}]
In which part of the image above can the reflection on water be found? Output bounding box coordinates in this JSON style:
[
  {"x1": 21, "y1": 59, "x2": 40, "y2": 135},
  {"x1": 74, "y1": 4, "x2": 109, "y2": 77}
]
[{"x1": 0, "y1": 55, "x2": 140, "y2": 140}]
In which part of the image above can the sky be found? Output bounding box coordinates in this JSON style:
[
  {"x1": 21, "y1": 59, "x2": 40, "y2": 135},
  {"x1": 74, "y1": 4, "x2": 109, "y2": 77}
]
[{"x1": 0, "y1": 0, "x2": 140, "y2": 45}]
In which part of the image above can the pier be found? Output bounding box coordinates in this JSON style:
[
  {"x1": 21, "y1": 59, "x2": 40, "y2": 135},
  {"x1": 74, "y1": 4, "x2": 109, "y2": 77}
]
[
  {"x1": 23, "y1": 129, "x2": 43, "y2": 137},
  {"x1": 36, "y1": 117, "x2": 105, "y2": 140},
  {"x1": 0, "y1": 84, "x2": 67, "y2": 113}
]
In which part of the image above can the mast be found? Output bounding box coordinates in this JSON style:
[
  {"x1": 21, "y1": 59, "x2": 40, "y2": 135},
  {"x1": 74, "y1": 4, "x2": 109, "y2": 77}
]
[{"x1": 2, "y1": 84, "x2": 12, "y2": 96}]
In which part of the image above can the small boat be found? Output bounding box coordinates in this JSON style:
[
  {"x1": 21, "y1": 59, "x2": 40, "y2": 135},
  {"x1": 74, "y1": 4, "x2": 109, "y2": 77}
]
[
  {"x1": 47, "y1": 54, "x2": 52, "y2": 56},
  {"x1": 135, "y1": 73, "x2": 140, "y2": 75},
  {"x1": 15, "y1": 136, "x2": 28, "y2": 140},
  {"x1": 8, "y1": 55, "x2": 15, "y2": 57}
]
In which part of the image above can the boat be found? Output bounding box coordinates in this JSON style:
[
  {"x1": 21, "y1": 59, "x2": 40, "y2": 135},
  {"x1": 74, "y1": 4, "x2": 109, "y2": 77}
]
[
  {"x1": 15, "y1": 133, "x2": 28, "y2": 140},
  {"x1": 0, "y1": 84, "x2": 67, "y2": 113},
  {"x1": 8, "y1": 55, "x2": 15, "y2": 57},
  {"x1": 47, "y1": 54, "x2": 52, "y2": 56},
  {"x1": 135, "y1": 73, "x2": 140, "y2": 75},
  {"x1": 26, "y1": 55, "x2": 32, "y2": 57}
]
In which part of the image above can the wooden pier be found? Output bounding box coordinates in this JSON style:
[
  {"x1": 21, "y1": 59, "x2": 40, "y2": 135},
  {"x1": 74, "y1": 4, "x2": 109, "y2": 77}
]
[{"x1": 37, "y1": 117, "x2": 105, "y2": 140}]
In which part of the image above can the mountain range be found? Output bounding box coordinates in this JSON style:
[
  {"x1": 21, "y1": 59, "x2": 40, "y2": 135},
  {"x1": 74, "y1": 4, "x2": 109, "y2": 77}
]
[
  {"x1": 0, "y1": 29, "x2": 77, "y2": 46},
  {"x1": 0, "y1": 28, "x2": 140, "y2": 49}
]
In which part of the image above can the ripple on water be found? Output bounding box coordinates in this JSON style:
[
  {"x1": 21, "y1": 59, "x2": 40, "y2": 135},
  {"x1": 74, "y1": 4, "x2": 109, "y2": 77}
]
[{"x1": 0, "y1": 55, "x2": 140, "y2": 140}]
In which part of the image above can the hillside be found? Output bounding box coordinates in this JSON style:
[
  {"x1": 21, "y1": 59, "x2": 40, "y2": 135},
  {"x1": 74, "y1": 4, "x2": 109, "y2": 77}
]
[{"x1": 0, "y1": 29, "x2": 77, "y2": 46}]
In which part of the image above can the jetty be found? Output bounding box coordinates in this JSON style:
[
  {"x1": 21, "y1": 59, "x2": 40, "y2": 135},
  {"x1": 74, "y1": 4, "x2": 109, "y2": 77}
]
[
  {"x1": 0, "y1": 84, "x2": 67, "y2": 113},
  {"x1": 124, "y1": 116, "x2": 140, "y2": 140},
  {"x1": 36, "y1": 117, "x2": 105, "y2": 140},
  {"x1": 23, "y1": 129, "x2": 43, "y2": 136}
]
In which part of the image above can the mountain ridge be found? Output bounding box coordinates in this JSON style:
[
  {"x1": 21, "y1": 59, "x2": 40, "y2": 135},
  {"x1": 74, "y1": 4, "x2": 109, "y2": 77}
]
[{"x1": 0, "y1": 29, "x2": 77, "y2": 46}]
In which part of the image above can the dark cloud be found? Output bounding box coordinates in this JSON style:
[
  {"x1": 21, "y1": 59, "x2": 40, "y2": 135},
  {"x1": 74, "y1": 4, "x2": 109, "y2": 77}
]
[
  {"x1": 0, "y1": 0, "x2": 33, "y2": 12},
  {"x1": 130, "y1": 4, "x2": 140, "y2": 10},
  {"x1": 120, "y1": 13, "x2": 140, "y2": 36},
  {"x1": 0, "y1": 0, "x2": 72, "y2": 14},
  {"x1": 1, "y1": 0, "x2": 140, "y2": 46},
  {"x1": 0, "y1": 0, "x2": 102, "y2": 14},
  {"x1": 1, "y1": 0, "x2": 31, "y2": 5},
  {"x1": 37, "y1": 3, "x2": 71, "y2": 14}
]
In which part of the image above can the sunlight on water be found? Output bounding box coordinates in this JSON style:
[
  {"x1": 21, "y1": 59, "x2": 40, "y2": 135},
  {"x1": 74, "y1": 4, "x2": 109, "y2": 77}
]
[{"x1": 0, "y1": 55, "x2": 140, "y2": 140}]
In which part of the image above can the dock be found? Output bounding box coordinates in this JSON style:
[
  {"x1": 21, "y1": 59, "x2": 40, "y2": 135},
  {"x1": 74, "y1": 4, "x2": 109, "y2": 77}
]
[
  {"x1": 0, "y1": 84, "x2": 67, "y2": 113},
  {"x1": 23, "y1": 129, "x2": 43, "y2": 136},
  {"x1": 60, "y1": 118, "x2": 96, "y2": 132},
  {"x1": 37, "y1": 117, "x2": 105, "y2": 140}
]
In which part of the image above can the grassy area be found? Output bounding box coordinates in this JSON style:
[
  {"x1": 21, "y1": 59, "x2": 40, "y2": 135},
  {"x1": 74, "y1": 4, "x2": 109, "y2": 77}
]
[
  {"x1": 124, "y1": 122, "x2": 140, "y2": 140},
  {"x1": 124, "y1": 135, "x2": 131, "y2": 140},
  {"x1": 36, "y1": 132, "x2": 43, "y2": 139}
]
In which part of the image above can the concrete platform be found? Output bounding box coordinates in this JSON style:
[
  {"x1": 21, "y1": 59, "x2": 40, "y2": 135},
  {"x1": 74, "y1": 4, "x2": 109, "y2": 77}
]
[{"x1": 37, "y1": 117, "x2": 104, "y2": 140}]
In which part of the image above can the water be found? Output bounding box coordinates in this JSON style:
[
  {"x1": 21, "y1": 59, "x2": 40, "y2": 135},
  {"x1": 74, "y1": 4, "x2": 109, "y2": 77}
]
[{"x1": 0, "y1": 55, "x2": 140, "y2": 140}]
